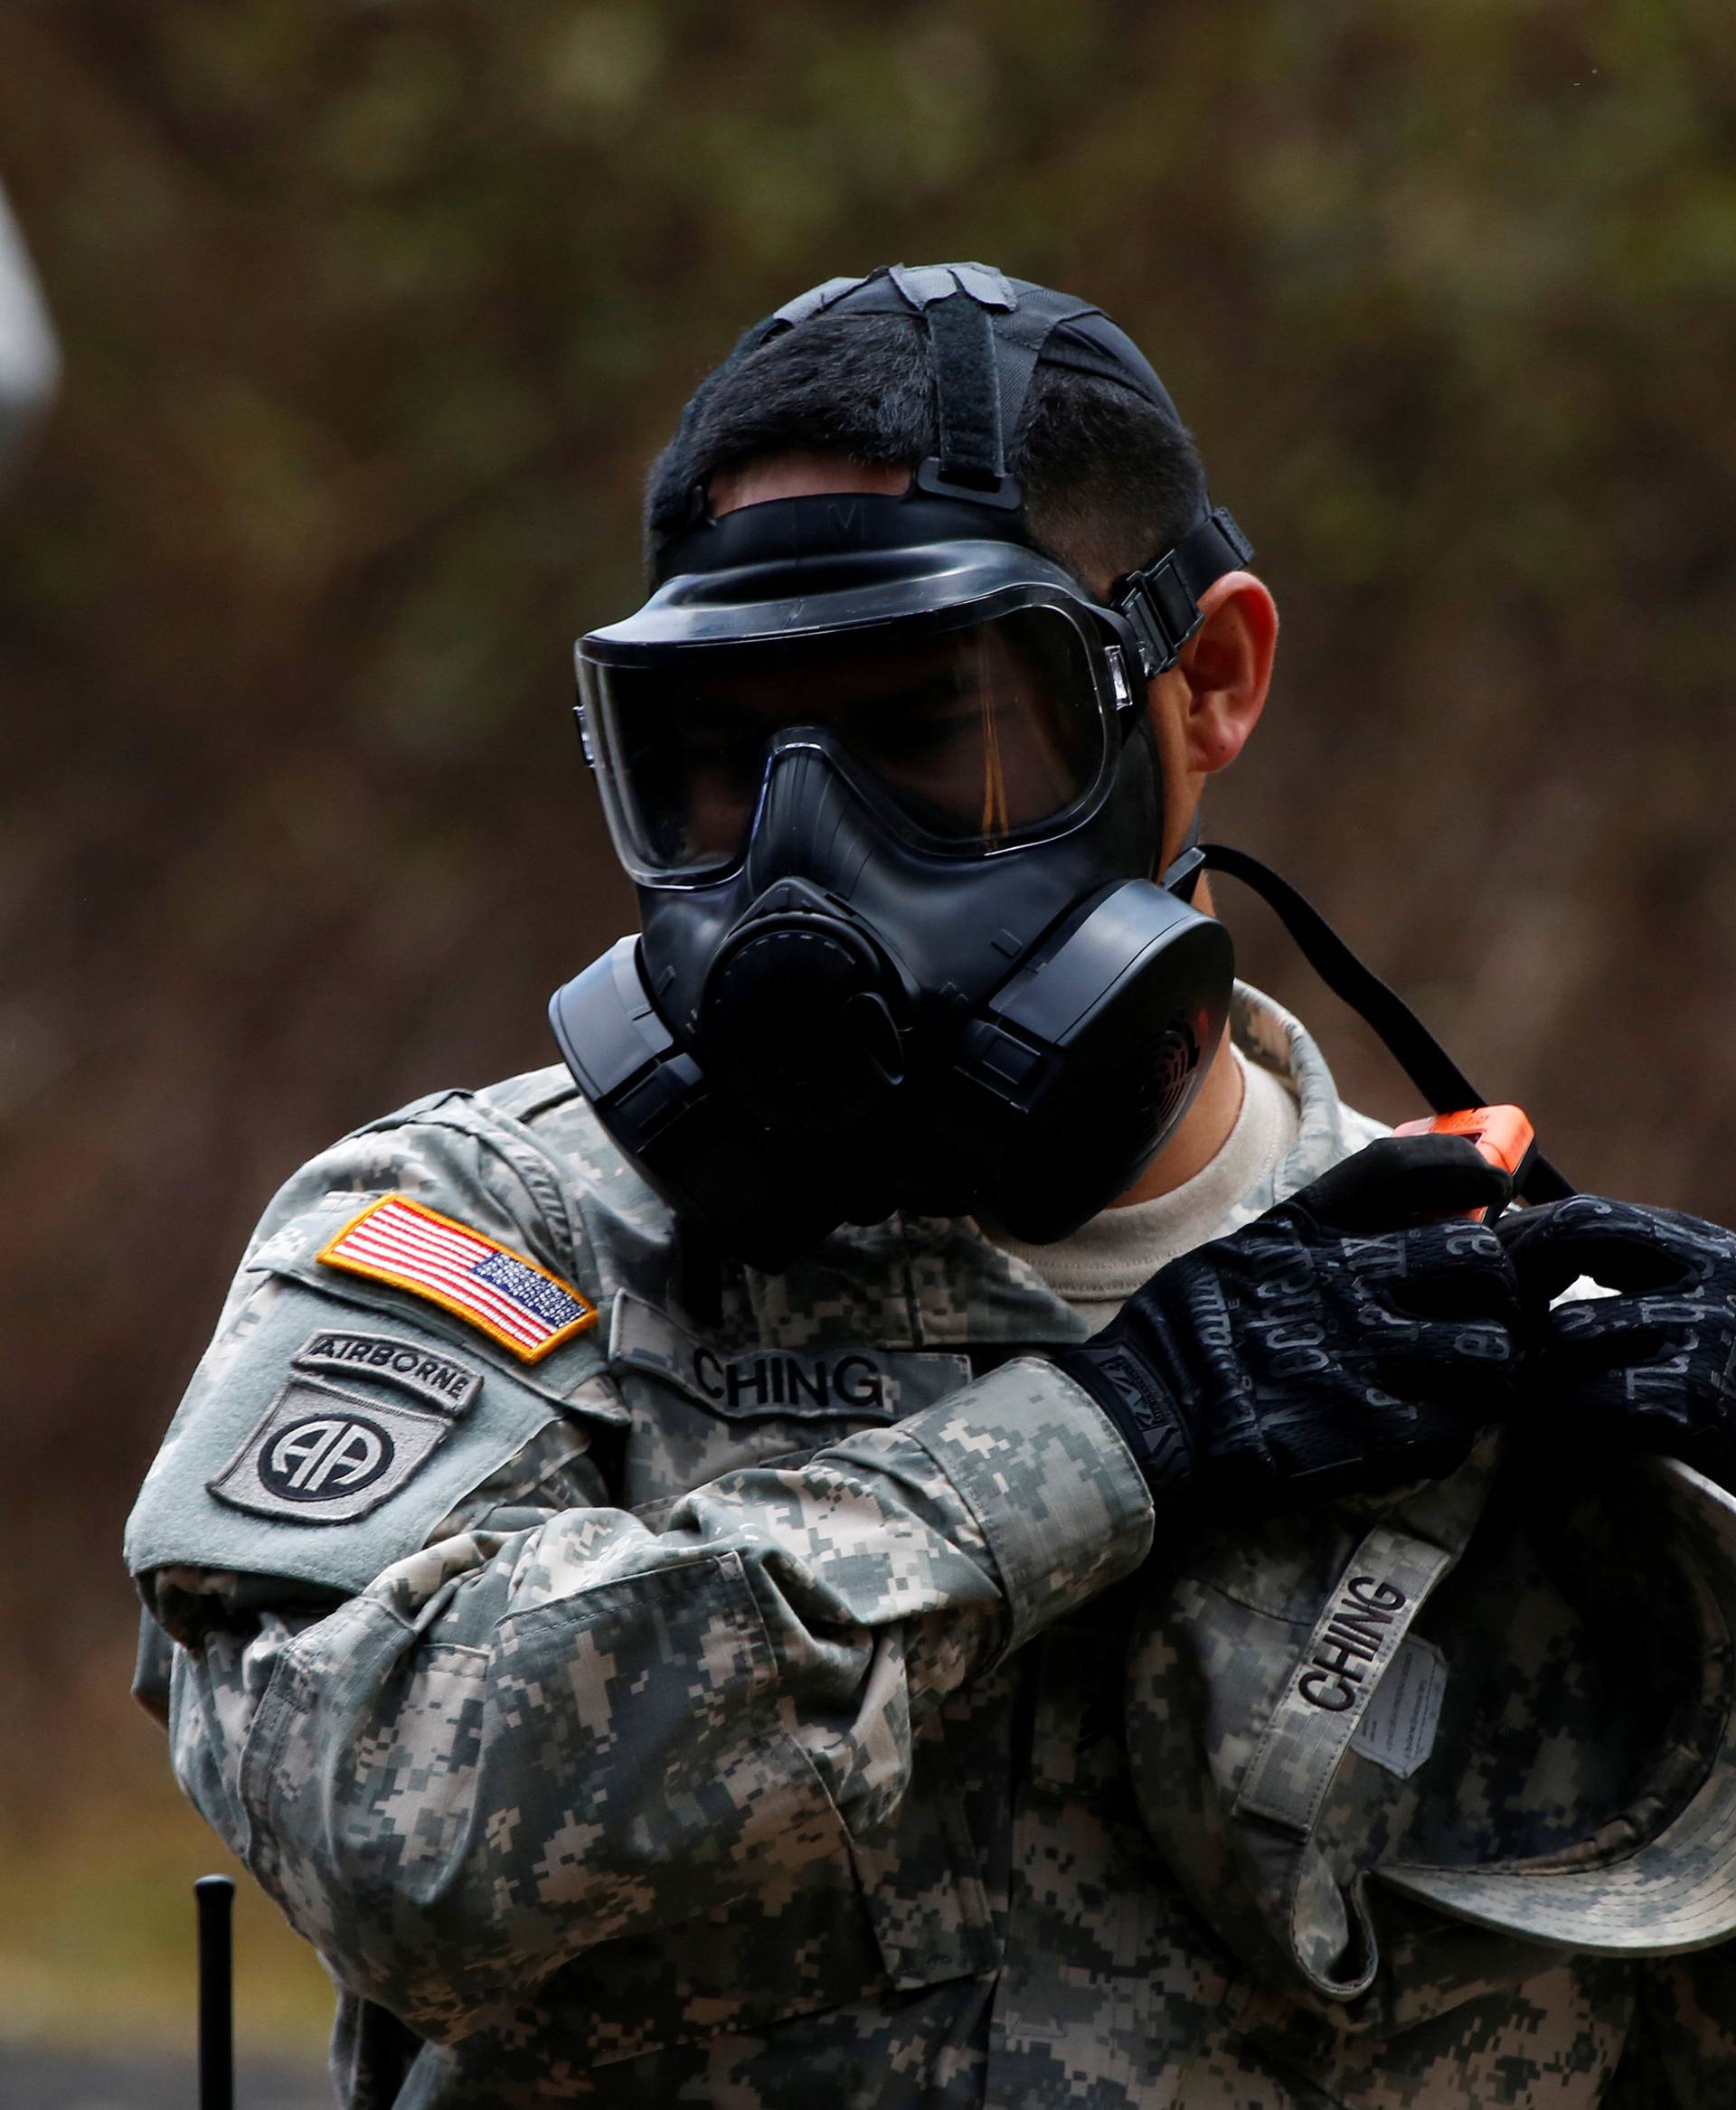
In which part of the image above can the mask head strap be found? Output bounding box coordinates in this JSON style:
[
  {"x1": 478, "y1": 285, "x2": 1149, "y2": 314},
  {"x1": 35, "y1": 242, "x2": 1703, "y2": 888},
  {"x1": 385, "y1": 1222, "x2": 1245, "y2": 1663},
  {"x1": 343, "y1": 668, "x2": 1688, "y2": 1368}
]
[
  {"x1": 648, "y1": 263, "x2": 1254, "y2": 655},
  {"x1": 1113, "y1": 507, "x2": 1255, "y2": 679},
  {"x1": 762, "y1": 263, "x2": 1172, "y2": 518}
]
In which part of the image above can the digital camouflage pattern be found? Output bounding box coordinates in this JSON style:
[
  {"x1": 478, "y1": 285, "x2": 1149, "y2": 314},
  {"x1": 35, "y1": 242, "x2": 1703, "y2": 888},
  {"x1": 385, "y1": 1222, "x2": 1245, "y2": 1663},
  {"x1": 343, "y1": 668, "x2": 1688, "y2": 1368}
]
[
  {"x1": 1128, "y1": 1435, "x2": 1736, "y2": 2018},
  {"x1": 127, "y1": 984, "x2": 1736, "y2": 2106}
]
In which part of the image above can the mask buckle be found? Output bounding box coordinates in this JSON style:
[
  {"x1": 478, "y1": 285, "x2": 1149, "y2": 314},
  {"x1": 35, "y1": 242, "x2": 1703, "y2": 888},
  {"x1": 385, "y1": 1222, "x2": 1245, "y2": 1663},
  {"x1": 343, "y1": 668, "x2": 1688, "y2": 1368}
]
[
  {"x1": 912, "y1": 456, "x2": 1024, "y2": 511},
  {"x1": 1116, "y1": 555, "x2": 1206, "y2": 678},
  {"x1": 1160, "y1": 842, "x2": 1207, "y2": 902},
  {"x1": 1113, "y1": 506, "x2": 1257, "y2": 679}
]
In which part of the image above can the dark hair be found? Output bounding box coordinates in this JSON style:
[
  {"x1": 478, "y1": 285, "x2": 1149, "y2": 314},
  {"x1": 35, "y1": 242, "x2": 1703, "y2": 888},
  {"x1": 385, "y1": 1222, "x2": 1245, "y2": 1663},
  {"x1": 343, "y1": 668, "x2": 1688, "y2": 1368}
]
[{"x1": 645, "y1": 312, "x2": 1207, "y2": 592}]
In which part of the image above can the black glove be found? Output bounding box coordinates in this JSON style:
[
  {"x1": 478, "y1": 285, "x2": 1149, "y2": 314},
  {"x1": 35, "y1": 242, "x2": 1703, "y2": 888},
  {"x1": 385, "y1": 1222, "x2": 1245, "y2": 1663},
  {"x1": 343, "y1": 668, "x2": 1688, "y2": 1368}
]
[
  {"x1": 1055, "y1": 1135, "x2": 1521, "y2": 1519},
  {"x1": 1498, "y1": 1195, "x2": 1736, "y2": 1489}
]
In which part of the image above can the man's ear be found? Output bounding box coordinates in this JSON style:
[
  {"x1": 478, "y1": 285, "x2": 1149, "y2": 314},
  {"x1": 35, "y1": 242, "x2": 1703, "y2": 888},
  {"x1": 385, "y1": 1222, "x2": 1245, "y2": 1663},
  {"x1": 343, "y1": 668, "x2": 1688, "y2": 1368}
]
[{"x1": 1166, "y1": 570, "x2": 1278, "y2": 776}]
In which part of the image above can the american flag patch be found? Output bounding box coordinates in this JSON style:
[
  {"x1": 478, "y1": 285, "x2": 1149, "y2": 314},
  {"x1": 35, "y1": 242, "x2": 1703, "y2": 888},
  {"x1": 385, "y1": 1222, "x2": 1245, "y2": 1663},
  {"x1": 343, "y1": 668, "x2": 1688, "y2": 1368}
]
[{"x1": 317, "y1": 1195, "x2": 598, "y2": 1363}]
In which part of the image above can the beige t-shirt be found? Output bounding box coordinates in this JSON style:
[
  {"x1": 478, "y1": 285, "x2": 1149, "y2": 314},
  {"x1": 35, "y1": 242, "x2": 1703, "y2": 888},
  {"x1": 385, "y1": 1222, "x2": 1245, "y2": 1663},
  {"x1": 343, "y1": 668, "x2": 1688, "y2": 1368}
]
[{"x1": 989, "y1": 1046, "x2": 1300, "y2": 1326}]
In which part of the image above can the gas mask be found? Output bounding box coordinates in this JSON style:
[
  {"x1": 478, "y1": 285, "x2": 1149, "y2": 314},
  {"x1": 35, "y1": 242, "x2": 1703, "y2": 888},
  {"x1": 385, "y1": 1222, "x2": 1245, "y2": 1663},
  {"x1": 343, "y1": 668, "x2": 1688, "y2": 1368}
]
[{"x1": 551, "y1": 265, "x2": 1567, "y2": 1271}]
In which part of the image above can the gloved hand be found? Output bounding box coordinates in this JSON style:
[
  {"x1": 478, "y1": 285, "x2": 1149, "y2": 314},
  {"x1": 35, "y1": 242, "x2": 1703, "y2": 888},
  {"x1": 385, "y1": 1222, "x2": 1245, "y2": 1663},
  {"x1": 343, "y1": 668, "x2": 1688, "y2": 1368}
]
[
  {"x1": 1498, "y1": 1195, "x2": 1736, "y2": 1490},
  {"x1": 1055, "y1": 1134, "x2": 1521, "y2": 1519}
]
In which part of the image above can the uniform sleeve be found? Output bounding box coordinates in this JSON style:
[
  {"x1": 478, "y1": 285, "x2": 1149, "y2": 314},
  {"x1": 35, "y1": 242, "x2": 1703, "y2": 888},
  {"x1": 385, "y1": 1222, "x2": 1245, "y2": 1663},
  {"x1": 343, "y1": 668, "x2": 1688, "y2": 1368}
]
[{"x1": 164, "y1": 1354, "x2": 1152, "y2": 2040}]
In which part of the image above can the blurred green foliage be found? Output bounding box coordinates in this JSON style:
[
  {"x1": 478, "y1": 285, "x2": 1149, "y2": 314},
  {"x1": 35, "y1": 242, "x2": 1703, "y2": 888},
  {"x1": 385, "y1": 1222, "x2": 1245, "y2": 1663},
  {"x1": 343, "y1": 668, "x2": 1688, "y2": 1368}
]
[
  {"x1": 2, "y1": 0, "x2": 1735, "y2": 2051},
  {"x1": 2, "y1": 1766, "x2": 331, "y2": 2050}
]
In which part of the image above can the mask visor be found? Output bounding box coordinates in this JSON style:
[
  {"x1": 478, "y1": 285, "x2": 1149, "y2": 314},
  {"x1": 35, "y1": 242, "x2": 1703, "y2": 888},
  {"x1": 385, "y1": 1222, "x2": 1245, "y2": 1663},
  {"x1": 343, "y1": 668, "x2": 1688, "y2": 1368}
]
[{"x1": 582, "y1": 600, "x2": 1114, "y2": 880}]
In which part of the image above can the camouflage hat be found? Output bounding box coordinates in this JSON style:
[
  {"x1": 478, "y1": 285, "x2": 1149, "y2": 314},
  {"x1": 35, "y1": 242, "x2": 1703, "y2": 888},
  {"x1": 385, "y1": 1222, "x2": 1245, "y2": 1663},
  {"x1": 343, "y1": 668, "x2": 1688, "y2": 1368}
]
[{"x1": 1126, "y1": 1431, "x2": 1736, "y2": 2010}]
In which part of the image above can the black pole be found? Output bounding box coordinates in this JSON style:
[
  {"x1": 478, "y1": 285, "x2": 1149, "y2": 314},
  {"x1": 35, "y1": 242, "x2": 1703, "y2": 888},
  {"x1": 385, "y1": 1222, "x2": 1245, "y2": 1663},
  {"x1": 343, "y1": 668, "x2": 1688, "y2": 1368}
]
[{"x1": 194, "y1": 1874, "x2": 235, "y2": 2110}]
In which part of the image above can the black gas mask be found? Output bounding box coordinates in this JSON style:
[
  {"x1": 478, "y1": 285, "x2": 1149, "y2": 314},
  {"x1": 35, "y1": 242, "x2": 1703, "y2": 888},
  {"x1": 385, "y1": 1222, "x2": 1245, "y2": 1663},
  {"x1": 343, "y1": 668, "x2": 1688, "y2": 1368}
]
[{"x1": 551, "y1": 264, "x2": 1568, "y2": 1270}]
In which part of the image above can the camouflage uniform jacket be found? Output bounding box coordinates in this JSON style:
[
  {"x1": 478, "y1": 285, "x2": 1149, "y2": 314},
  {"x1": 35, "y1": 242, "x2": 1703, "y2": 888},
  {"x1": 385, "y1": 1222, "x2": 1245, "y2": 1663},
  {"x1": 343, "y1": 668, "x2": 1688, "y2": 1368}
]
[{"x1": 127, "y1": 984, "x2": 1732, "y2": 2108}]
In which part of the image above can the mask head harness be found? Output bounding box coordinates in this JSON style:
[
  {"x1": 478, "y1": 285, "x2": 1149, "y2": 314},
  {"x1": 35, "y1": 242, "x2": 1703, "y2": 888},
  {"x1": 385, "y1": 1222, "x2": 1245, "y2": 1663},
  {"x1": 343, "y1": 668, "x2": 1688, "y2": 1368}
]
[{"x1": 552, "y1": 264, "x2": 1570, "y2": 1273}]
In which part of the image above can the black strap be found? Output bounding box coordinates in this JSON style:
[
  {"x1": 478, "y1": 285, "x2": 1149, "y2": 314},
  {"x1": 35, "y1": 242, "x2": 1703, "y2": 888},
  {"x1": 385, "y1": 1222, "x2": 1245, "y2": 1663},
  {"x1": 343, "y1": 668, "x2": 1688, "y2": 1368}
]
[
  {"x1": 654, "y1": 263, "x2": 1202, "y2": 553},
  {"x1": 1200, "y1": 843, "x2": 1574, "y2": 1204},
  {"x1": 1173, "y1": 510, "x2": 1254, "y2": 600},
  {"x1": 879, "y1": 268, "x2": 1124, "y2": 508},
  {"x1": 924, "y1": 292, "x2": 1008, "y2": 489},
  {"x1": 979, "y1": 284, "x2": 1111, "y2": 457},
  {"x1": 1113, "y1": 508, "x2": 1254, "y2": 677},
  {"x1": 763, "y1": 265, "x2": 1176, "y2": 466}
]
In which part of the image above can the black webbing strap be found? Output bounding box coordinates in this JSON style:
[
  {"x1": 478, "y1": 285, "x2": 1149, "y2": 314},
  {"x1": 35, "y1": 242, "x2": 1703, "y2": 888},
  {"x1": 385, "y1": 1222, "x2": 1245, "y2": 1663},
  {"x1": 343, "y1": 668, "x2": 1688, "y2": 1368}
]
[
  {"x1": 879, "y1": 267, "x2": 1129, "y2": 505},
  {"x1": 1114, "y1": 508, "x2": 1255, "y2": 677},
  {"x1": 1200, "y1": 843, "x2": 1574, "y2": 1204},
  {"x1": 916, "y1": 277, "x2": 1165, "y2": 505},
  {"x1": 976, "y1": 284, "x2": 1114, "y2": 459},
  {"x1": 761, "y1": 265, "x2": 1180, "y2": 469},
  {"x1": 924, "y1": 291, "x2": 1010, "y2": 489},
  {"x1": 656, "y1": 263, "x2": 1201, "y2": 553},
  {"x1": 1173, "y1": 510, "x2": 1254, "y2": 600}
]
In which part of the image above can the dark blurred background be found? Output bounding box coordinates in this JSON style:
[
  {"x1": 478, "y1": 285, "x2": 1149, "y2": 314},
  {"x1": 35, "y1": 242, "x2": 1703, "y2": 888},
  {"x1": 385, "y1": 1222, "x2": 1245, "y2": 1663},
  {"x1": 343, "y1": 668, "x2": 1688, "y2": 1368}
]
[{"x1": 2, "y1": 0, "x2": 1733, "y2": 2080}]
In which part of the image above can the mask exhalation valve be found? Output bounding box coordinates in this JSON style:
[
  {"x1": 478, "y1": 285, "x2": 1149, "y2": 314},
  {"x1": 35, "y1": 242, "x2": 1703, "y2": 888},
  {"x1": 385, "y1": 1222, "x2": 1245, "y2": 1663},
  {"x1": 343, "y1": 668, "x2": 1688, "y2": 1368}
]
[{"x1": 700, "y1": 881, "x2": 911, "y2": 1136}]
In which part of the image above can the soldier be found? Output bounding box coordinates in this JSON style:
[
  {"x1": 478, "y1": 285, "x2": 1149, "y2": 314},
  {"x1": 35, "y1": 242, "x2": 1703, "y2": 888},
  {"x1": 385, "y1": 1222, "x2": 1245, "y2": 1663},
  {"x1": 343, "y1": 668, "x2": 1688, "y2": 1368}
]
[{"x1": 127, "y1": 265, "x2": 1736, "y2": 2105}]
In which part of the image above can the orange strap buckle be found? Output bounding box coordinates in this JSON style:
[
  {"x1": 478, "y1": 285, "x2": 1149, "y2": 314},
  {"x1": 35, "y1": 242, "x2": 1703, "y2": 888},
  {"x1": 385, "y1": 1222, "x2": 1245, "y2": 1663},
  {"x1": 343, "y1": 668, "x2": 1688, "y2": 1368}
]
[{"x1": 1392, "y1": 1105, "x2": 1536, "y2": 1224}]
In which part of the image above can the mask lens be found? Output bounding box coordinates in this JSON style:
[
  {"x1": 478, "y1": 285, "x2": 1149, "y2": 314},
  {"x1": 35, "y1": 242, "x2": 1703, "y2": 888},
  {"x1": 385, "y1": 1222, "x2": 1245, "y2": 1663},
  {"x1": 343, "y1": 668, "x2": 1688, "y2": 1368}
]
[{"x1": 587, "y1": 605, "x2": 1108, "y2": 875}]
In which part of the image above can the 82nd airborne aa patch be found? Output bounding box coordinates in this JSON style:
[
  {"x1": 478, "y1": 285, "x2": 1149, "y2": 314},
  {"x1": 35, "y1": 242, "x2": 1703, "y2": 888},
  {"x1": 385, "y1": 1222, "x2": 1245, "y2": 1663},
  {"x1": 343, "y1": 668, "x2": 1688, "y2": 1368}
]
[
  {"x1": 209, "y1": 1375, "x2": 457, "y2": 1523},
  {"x1": 316, "y1": 1194, "x2": 598, "y2": 1362},
  {"x1": 208, "y1": 1327, "x2": 489, "y2": 1525}
]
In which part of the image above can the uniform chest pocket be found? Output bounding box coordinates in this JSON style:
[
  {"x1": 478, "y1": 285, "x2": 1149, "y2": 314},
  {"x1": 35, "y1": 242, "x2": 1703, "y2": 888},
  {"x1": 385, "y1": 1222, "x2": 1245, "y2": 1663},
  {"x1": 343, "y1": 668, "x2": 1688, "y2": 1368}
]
[{"x1": 607, "y1": 1291, "x2": 973, "y2": 1510}]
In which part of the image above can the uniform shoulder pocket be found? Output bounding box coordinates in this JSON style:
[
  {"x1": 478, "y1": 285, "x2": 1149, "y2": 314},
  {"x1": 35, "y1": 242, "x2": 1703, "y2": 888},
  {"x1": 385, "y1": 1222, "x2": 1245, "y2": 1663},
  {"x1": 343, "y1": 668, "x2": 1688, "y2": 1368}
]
[
  {"x1": 128, "y1": 1104, "x2": 627, "y2": 1599},
  {"x1": 127, "y1": 1250, "x2": 619, "y2": 1601}
]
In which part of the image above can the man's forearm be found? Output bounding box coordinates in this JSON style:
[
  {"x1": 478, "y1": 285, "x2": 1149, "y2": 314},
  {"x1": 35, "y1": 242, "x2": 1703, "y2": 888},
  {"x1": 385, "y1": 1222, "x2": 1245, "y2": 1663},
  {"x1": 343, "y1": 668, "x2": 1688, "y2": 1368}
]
[{"x1": 165, "y1": 1358, "x2": 1152, "y2": 2038}]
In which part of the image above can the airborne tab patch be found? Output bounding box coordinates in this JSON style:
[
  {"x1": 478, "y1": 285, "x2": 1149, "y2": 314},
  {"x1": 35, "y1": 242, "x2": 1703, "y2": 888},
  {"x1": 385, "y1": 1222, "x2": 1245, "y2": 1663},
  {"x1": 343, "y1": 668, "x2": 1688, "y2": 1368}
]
[
  {"x1": 292, "y1": 1329, "x2": 483, "y2": 1414},
  {"x1": 317, "y1": 1195, "x2": 597, "y2": 1363}
]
